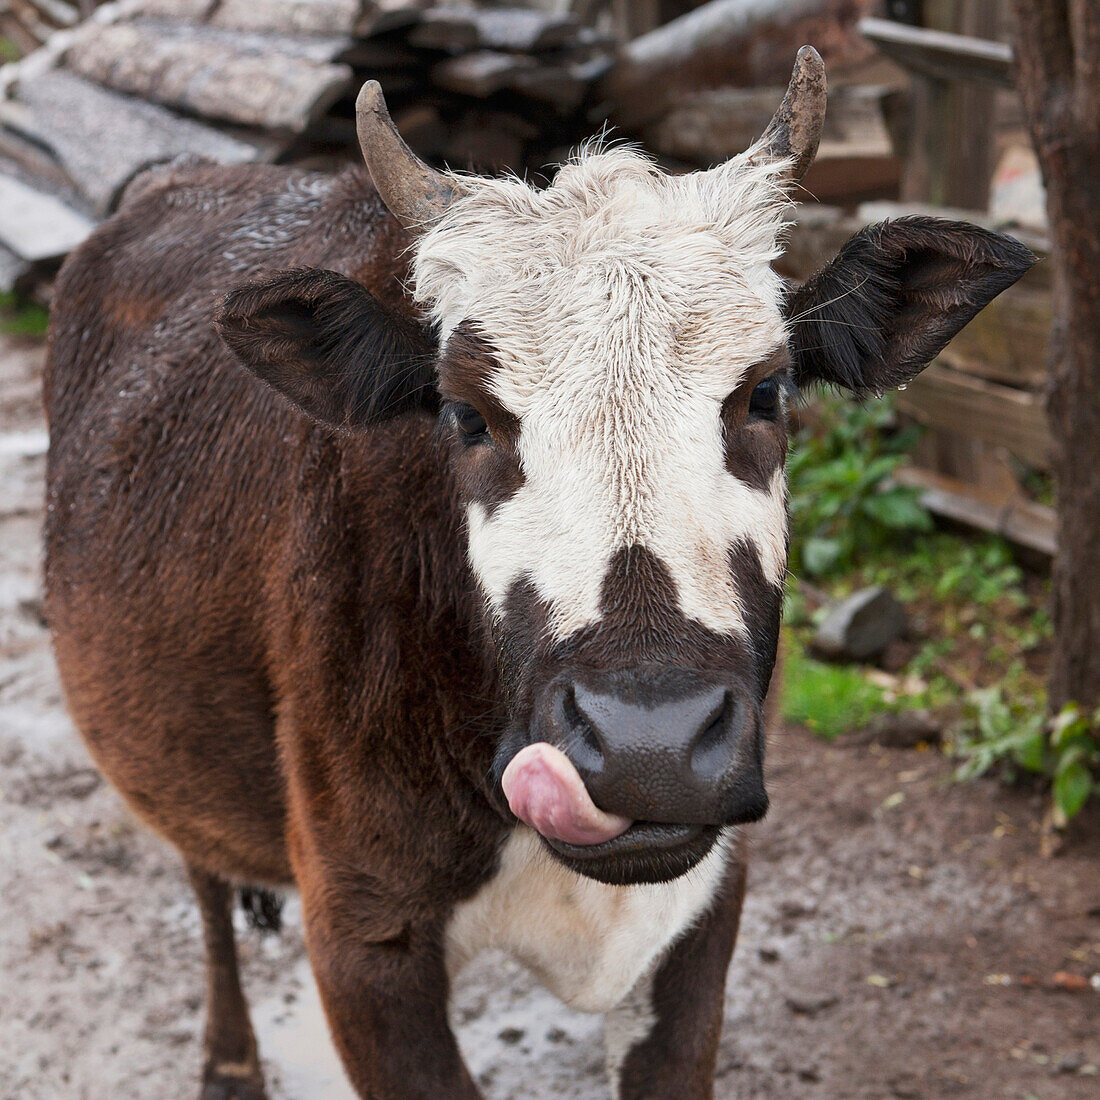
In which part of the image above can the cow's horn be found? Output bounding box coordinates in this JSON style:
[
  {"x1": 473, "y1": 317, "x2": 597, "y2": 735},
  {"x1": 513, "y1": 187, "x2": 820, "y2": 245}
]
[
  {"x1": 753, "y1": 46, "x2": 827, "y2": 182},
  {"x1": 356, "y1": 80, "x2": 459, "y2": 232}
]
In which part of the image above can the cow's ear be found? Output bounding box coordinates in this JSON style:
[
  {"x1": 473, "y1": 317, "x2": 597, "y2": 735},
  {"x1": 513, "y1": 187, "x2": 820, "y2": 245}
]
[
  {"x1": 785, "y1": 217, "x2": 1035, "y2": 397},
  {"x1": 215, "y1": 268, "x2": 437, "y2": 430}
]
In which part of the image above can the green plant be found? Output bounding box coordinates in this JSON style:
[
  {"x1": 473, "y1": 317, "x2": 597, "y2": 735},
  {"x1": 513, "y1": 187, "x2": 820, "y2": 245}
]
[
  {"x1": 931, "y1": 539, "x2": 1027, "y2": 606},
  {"x1": 788, "y1": 394, "x2": 932, "y2": 577},
  {"x1": 0, "y1": 291, "x2": 49, "y2": 337},
  {"x1": 1049, "y1": 704, "x2": 1100, "y2": 825},
  {"x1": 954, "y1": 688, "x2": 1100, "y2": 826}
]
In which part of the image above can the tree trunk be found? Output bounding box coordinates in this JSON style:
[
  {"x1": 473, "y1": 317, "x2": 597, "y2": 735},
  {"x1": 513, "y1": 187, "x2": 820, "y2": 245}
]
[{"x1": 1013, "y1": 0, "x2": 1100, "y2": 711}]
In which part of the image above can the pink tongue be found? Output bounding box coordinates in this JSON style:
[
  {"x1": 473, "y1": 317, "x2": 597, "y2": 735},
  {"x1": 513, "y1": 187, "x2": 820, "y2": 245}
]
[{"x1": 502, "y1": 743, "x2": 632, "y2": 846}]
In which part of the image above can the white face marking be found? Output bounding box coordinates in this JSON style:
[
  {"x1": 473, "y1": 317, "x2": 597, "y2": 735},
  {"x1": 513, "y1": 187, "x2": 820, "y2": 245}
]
[
  {"x1": 414, "y1": 147, "x2": 793, "y2": 640},
  {"x1": 444, "y1": 826, "x2": 732, "y2": 1015}
]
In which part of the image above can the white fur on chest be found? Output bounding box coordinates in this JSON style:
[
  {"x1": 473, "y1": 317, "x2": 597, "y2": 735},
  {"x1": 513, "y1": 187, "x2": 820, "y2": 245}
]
[{"x1": 445, "y1": 827, "x2": 730, "y2": 1014}]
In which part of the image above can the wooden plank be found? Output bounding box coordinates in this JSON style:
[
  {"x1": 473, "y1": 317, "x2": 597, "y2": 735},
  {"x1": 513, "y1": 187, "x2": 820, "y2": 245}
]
[
  {"x1": 130, "y1": 1, "x2": 217, "y2": 20},
  {"x1": 433, "y1": 50, "x2": 537, "y2": 98},
  {"x1": 442, "y1": 112, "x2": 526, "y2": 172},
  {"x1": 389, "y1": 103, "x2": 446, "y2": 157},
  {"x1": 858, "y1": 16, "x2": 1014, "y2": 88},
  {"x1": 62, "y1": 19, "x2": 353, "y2": 132},
  {"x1": 406, "y1": 10, "x2": 478, "y2": 52},
  {"x1": 895, "y1": 363, "x2": 1051, "y2": 470},
  {"x1": 646, "y1": 83, "x2": 893, "y2": 164},
  {"x1": 409, "y1": 8, "x2": 581, "y2": 54},
  {"x1": 508, "y1": 58, "x2": 597, "y2": 111},
  {"x1": 612, "y1": 0, "x2": 662, "y2": 39},
  {"x1": 0, "y1": 169, "x2": 94, "y2": 260},
  {"x1": 800, "y1": 153, "x2": 901, "y2": 205},
  {"x1": 122, "y1": 16, "x2": 354, "y2": 62},
  {"x1": 338, "y1": 37, "x2": 420, "y2": 69},
  {"x1": 26, "y1": 0, "x2": 80, "y2": 26},
  {"x1": 909, "y1": 429, "x2": 1022, "y2": 500},
  {"x1": 432, "y1": 48, "x2": 599, "y2": 111},
  {"x1": 351, "y1": 0, "x2": 431, "y2": 37},
  {"x1": 468, "y1": 8, "x2": 581, "y2": 52},
  {"x1": 599, "y1": 0, "x2": 878, "y2": 130},
  {"x1": 9, "y1": 70, "x2": 262, "y2": 214},
  {"x1": 210, "y1": 0, "x2": 363, "y2": 36},
  {"x1": 0, "y1": 107, "x2": 80, "y2": 192},
  {"x1": 135, "y1": 0, "x2": 426, "y2": 36},
  {"x1": 894, "y1": 466, "x2": 1055, "y2": 556}
]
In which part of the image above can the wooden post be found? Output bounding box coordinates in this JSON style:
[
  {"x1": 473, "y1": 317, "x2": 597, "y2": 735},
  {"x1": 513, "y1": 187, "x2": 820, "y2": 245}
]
[
  {"x1": 901, "y1": 0, "x2": 1000, "y2": 209},
  {"x1": 611, "y1": 0, "x2": 662, "y2": 39}
]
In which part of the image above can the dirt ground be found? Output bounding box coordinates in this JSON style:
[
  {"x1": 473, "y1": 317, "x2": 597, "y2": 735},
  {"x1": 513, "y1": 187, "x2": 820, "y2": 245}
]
[{"x1": 2, "y1": 332, "x2": 1098, "y2": 1100}]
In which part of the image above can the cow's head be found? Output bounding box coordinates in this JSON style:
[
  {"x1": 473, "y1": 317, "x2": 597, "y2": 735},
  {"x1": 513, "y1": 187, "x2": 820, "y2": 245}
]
[{"x1": 217, "y1": 51, "x2": 1033, "y2": 885}]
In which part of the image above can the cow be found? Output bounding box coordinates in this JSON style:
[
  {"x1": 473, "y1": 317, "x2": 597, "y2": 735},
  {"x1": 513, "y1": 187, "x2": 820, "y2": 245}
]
[{"x1": 44, "y1": 48, "x2": 1032, "y2": 1100}]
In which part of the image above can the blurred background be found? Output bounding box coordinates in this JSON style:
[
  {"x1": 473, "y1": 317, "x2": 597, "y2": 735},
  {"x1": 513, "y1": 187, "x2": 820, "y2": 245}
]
[{"x1": 0, "y1": 2, "x2": 1097, "y2": 1098}]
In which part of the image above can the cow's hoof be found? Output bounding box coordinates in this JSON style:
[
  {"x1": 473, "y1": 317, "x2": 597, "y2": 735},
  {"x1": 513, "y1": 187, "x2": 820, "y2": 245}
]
[{"x1": 200, "y1": 1068, "x2": 268, "y2": 1100}]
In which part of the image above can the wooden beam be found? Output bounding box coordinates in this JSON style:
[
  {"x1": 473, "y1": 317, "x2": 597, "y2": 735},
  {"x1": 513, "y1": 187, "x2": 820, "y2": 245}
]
[
  {"x1": 895, "y1": 362, "x2": 1052, "y2": 470},
  {"x1": 209, "y1": 0, "x2": 365, "y2": 36},
  {"x1": 62, "y1": 19, "x2": 354, "y2": 132},
  {"x1": 408, "y1": 7, "x2": 582, "y2": 54},
  {"x1": 432, "y1": 50, "x2": 537, "y2": 98},
  {"x1": 130, "y1": 1, "x2": 218, "y2": 19},
  {"x1": 134, "y1": 0, "x2": 428, "y2": 35},
  {"x1": 858, "y1": 16, "x2": 1014, "y2": 88},
  {"x1": 598, "y1": 0, "x2": 878, "y2": 130},
  {"x1": 894, "y1": 466, "x2": 1055, "y2": 556},
  {"x1": 0, "y1": 168, "x2": 94, "y2": 260},
  {"x1": 8, "y1": 70, "x2": 263, "y2": 214},
  {"x1": 645, "y1": 82, "x2": 894, "y2": 165}
]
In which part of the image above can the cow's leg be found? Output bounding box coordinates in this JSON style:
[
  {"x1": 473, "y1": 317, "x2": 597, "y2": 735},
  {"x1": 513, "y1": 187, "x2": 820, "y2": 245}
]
[
  {"x1": 187, "y1": 865, "x2": 267, "y2": 1100},
  {"x1": 300, "y1": 884, "x2": 480, "y2": 1100},
  {"x1": 606, "y1": 855, "x2": 747, "y2": 1100}
]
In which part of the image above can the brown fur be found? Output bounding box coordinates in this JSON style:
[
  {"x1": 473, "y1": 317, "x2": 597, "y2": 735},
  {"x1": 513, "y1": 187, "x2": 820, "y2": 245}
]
[
  {"x1": 47, "y1": 164, "x2": 507, "y2": 1097},
  {"x1": 619, "y1": 842, "x2": 748, "y2": 1099}
]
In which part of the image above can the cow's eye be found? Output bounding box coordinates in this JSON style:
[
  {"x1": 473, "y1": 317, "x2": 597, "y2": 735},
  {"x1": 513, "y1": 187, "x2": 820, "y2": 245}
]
[
  {"x1": 453, "y1": 403, "x2": 489, "y2": 442},
  {"x1": 748, "y1": 379, "x2": 781, "y2": 420}
]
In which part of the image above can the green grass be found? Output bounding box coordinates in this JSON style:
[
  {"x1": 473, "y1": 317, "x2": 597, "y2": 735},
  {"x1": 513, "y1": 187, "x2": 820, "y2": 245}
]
[
  {"x1": 0, "y1": 291, "x2": 49, "y2": 338},
  {"x1": 780, "y1": 634, "x2": 890, "y2": 740}
]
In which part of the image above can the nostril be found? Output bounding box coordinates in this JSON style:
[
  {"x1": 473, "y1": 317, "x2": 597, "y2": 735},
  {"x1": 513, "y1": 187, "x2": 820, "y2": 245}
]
[
  {"x1": 560, "y1": 684, "x2": 604, "y2": 771},
  {"x1": 689, "y1": 691, "x2": 734, "y2": 783}
]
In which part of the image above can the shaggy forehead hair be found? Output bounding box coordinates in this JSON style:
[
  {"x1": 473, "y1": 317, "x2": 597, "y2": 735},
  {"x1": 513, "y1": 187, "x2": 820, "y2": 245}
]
[
  {"x1": 410, "y1": 145, "x2": 795, "y2": 640},
  {"x1": 412, "y1": 144, "x2": 793, "y2": 340}
]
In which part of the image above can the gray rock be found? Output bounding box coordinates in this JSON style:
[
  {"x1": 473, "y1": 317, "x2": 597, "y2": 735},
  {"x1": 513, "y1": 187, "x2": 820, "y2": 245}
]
[
  {"x1": 812, "y1": 585, "x2": 908, "y2": 661},
  {"x1": 855, "y1": 709, "x2": 943, "y2": 748}
]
